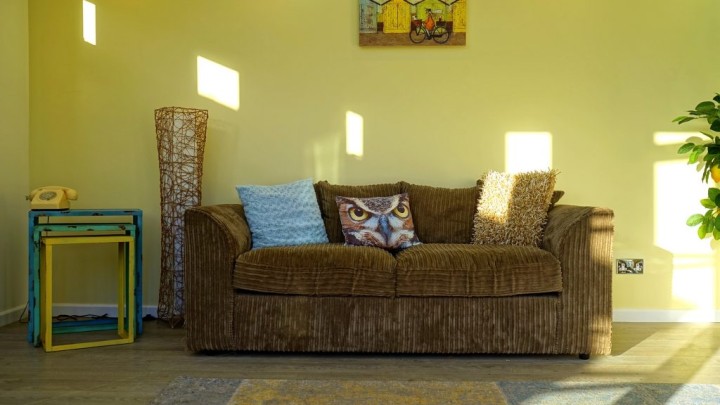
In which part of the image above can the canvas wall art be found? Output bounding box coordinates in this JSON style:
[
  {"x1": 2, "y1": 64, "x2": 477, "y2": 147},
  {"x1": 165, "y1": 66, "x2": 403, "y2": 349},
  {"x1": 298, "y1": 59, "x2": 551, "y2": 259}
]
[{"x1": 359, "y1": 0, "x2": 466, "y2": 46}]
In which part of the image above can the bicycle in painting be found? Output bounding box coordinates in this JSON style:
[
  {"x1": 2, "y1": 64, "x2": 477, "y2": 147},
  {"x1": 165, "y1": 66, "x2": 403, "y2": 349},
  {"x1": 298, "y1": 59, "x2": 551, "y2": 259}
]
[{"x1": 409, "y1": 9, "x2": 450, "y2": 44}]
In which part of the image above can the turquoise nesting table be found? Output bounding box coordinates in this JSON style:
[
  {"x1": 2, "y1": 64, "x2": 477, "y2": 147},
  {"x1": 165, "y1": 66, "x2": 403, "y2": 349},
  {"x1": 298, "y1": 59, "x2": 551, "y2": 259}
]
[{"x1": 27, "y1": 209, "x2": 143, "y2": 347}]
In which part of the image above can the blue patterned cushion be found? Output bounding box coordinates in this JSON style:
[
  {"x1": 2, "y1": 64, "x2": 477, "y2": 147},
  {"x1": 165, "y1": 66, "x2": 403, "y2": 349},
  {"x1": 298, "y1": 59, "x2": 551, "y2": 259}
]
[{"x1": 235, "y1": 178, "x2": 329, "y2": 249}]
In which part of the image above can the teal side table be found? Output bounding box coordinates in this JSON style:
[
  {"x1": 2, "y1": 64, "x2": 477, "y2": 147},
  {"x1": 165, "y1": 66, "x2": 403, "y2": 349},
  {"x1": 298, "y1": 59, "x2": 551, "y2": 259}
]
[{"x1": 27, "y1": 209, "x2": 143, "y2": 346}]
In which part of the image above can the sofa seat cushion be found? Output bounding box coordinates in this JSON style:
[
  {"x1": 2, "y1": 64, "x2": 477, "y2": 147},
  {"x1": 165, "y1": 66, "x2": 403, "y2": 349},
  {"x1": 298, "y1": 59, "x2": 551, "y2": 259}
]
[
  {"x1": 395, "y1": 244, "x2": 562, "y2": 297},
  {"x1": 233, "y1": 243, "x2": 396, "y2": 297}
]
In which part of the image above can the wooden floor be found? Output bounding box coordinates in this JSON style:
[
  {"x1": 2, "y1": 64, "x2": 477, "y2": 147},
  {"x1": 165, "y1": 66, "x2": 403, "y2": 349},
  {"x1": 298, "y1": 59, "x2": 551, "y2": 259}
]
[{"x1": 0, "y1": 320, "x2": 719, "y2": 404}]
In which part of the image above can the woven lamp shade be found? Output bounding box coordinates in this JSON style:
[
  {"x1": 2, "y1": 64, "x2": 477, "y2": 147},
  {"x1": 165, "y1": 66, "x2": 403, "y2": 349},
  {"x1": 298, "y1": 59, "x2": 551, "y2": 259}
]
[{"x1": 155, "y1": 107, "x2": 208, "y2": 327}]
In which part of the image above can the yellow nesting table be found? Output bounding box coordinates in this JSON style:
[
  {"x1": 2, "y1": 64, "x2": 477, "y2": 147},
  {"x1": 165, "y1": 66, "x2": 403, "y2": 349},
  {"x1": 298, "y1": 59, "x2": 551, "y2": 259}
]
[{"x1": 40, "y1": 235, "x2": 135, "y2": 352}]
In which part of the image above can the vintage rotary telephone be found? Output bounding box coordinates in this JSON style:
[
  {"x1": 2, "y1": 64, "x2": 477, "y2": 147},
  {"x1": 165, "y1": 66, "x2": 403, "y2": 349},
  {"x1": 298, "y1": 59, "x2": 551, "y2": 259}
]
[{"x1": 27, "y1": 186, "x2": 78, "y2": 210}]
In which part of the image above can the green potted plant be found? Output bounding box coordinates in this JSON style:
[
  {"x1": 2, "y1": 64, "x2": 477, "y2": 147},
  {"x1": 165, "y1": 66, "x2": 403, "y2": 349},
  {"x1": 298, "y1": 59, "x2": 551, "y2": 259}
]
[{"x1": 676, "y1": 94, "x2": 720, "y2": 238}]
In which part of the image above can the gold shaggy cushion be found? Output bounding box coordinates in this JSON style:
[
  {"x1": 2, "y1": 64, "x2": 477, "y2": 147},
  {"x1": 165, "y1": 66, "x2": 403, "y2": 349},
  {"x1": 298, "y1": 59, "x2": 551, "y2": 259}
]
[
  {"x1": 477, "y1": 179, "x2": 564, "y2": 211},
  {"x1": 472, "y1": 170, "x2": 557, "y2": 246}
]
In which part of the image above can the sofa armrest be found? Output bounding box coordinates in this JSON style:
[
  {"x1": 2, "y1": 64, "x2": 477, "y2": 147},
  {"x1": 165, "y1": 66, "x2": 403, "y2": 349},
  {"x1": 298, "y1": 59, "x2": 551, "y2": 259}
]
[
  {"x1": 184, "y1": 204, "x2": 251, "y2": 351},
  {"x1": 543, "y1": 204, "x2": 615, "y2": 355}
]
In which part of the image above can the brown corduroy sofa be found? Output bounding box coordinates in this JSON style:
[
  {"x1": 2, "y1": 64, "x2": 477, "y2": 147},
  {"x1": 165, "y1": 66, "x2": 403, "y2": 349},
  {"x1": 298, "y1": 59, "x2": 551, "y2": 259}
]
[{"x1": 184, "y1": 181, "x2": 614, "y2": 358}]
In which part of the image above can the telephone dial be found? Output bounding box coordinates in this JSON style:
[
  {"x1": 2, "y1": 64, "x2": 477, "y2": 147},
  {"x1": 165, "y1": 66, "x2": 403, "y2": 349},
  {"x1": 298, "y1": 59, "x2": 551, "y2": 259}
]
[{"x1": 27, "y1": 186, "x2": 78, "y2": 210}]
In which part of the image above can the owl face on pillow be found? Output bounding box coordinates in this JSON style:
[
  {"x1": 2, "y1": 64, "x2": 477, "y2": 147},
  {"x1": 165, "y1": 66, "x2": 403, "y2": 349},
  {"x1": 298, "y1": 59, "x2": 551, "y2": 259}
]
[{"x1": 335, "y1": 193, "x2": 421, "y2": 250}]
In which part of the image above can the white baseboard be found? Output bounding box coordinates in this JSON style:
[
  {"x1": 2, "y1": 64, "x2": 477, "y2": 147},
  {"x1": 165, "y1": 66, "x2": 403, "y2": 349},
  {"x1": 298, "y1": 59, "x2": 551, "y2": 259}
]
[
  {"x1": 0, "y1": 305, "x2": 26, "y2": 327},
  {"x1": 614, "y1": 309, "x2": 720, "y2": 322}
]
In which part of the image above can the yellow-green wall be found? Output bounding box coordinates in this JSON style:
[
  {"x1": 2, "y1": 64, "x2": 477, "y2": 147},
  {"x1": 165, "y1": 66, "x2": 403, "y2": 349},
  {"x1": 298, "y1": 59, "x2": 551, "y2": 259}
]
[
  {"x1": 25, "y1": 0, "x2": 720, "y2": 320},
  {"x1": 0, "y1": 0, "x2": 30, "y2": 324}
]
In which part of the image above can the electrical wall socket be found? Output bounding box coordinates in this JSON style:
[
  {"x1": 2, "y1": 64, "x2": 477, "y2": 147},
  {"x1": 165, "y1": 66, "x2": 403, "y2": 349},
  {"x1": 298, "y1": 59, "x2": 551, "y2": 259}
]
[{"x1": 617, "y1": 259, "x2": 643, "y2": 274}]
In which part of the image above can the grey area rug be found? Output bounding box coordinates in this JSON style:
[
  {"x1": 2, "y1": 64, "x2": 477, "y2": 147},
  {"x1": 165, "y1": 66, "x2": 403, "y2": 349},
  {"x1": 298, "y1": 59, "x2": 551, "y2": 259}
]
[{"x1": 151, "y1": 376, "x2": 720, "y2": 405}]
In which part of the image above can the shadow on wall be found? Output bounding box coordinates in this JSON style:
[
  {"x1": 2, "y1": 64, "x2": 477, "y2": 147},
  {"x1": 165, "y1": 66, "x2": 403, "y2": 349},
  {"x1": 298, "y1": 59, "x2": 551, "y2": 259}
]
[
  {"x1": 310, "y1": 134, "x2": 342, "y2": 185},
  {"x1": 307, "y1": 110, "x2": 364, "y2": 186}
]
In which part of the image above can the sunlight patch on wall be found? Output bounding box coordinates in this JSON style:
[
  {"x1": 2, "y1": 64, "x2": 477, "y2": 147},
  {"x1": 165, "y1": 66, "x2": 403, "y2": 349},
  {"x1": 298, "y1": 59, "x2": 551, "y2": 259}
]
[
  {"x1": 653, "y1": 131, "x2": 703, "y2": 146},
  {"x1": 655, "y1": 159, "x2": 716, "y2": 320},
  {"x1": 346, "y1": 111, "x2": 364, "y2": 158},
  {"x1": 196, "y1": 56, "x2": 239, "y2": 110},
  {"x1": 82, "y1": 1, "x2": 96, "y2": 45},
  {"x1": 505, "y1": 132, "x2": 552, "y2": 173},
  {"x1": 671, "y1": 257, "x2": 716, "y2": 321},
  {"x1": 654, "y1": 160, "x2": 712, "y2": 253}
]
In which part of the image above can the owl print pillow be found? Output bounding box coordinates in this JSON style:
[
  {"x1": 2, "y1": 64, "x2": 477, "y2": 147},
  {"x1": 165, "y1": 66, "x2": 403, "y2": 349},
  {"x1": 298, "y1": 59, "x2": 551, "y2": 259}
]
[{"x1": 335, "y1": 193, "x2": 421, "y2": 251}]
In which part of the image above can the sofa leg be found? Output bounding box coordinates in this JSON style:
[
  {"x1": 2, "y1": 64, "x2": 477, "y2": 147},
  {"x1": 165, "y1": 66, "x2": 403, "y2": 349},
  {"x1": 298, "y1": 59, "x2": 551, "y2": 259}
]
[{"x1": 579, "y1": 353, "x2": 590, "y2": 360}]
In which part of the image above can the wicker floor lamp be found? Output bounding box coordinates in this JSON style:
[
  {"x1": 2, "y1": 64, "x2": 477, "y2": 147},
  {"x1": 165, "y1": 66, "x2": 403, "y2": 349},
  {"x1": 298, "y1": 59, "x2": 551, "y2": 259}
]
[{"x1": 155, "y1": 107, "x2": 208, "y2": 327}]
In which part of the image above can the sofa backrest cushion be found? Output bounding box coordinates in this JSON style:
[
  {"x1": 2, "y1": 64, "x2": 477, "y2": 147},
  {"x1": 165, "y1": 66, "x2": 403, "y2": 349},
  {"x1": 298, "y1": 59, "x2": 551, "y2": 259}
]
[
  {"x1": 316, "y1": 181, "x2": 404, "y2": 243},
  {"x1": 401, "y1": 182, "x2": 480, "y2": 244}
]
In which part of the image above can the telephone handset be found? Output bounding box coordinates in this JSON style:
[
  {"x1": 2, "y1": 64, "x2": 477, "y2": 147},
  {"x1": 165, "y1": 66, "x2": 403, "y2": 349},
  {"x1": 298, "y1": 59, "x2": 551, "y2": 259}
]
[{"x1": 27, "y1": 186, "x2": 78, "y2": 210}]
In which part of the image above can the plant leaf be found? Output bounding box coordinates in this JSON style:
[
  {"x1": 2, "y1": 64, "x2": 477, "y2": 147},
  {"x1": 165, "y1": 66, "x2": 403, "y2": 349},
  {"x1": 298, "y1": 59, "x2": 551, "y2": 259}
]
[
  {"x1": 701, "y1": 198, "x2": 716, "y2": 208},
  {"x1": 714, "y1": 215, "x2": 720, "y2": 230},
  {"x1": 687, "y1": 213, "x2": 705, "y2": 226},
  {"x1": 711, "y1": 119, "x2": 720, "y2": 132},
  {"x1": 689, "y1": 147, "x2": 703, "y2": 164},
  {"x1": 699, "y1": 222, "x2": 708, "y2": 238},
  {"x1": 705, "y1": 210, "x2": 716, "y2": 230},
  {"x1": 713, "y1": 227, "x2": 720, "y2": 240},
  {"x1": 678, "y1": 142, "x2": 696, "y2": 154},
  {"x1": 674, "y1": 116, "x2": 696, "y2": 125},
  {"x1": 714, "y1": 94, "x2": 720, "y2": 103},
  {"x1": 696, "y1": 101, "x2": 716, "y2": 114},
  {"x1": 709, "y1": 188, "x2": 720, "y2": 201}
]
